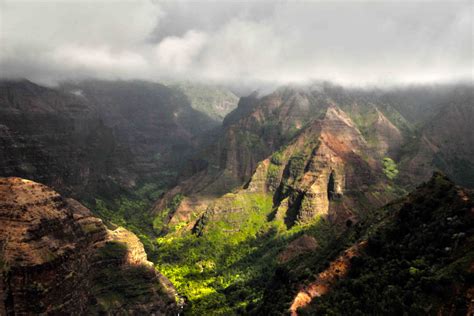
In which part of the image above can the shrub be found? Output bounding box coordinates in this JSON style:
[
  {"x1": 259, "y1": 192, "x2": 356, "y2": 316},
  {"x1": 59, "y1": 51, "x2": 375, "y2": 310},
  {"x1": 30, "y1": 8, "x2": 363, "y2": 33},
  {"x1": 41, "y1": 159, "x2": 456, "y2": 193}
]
[{"x1": 382, "y1": 157, "x2": 399, "y2": 180}]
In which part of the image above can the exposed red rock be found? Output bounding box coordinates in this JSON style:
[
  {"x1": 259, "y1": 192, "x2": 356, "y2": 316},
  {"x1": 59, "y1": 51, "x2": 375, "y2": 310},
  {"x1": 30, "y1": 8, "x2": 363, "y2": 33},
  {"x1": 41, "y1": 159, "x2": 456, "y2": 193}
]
[{"x1": 289, "y1": 241, "x2": 367, "y2": 316}]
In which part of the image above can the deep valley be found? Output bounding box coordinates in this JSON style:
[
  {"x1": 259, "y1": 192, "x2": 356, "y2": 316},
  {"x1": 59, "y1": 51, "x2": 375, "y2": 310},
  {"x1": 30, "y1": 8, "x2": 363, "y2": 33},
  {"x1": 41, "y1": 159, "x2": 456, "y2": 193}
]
[{"x1": 0, "y1": 79, "x2": 472, "y2": 315}]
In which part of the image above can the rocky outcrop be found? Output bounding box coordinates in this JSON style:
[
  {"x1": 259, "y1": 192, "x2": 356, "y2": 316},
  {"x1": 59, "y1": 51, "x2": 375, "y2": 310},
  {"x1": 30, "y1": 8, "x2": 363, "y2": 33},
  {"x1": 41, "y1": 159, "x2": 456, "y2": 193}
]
[
  {"x1": 262, "y1": 105, "x2": 390, "y2": 226},
  {"x1": 154, "y1": 87, "x2": 401, "y2": 231},
  {"x1": 289, "y1": 241, "x2": 367, "y2": 315},
  {"x1": 286, "y1": 173, "x2": 474, "y2": 315},
  {"x1": 0, "y1": 177, "x2": 177, "y2": 315}
]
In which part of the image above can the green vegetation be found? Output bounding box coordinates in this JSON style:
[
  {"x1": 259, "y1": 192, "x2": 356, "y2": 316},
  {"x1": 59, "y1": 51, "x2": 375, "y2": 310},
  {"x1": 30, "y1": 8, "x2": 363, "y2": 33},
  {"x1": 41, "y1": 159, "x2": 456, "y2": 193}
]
[
  {"x1": 288, "y1": 152, "x2": 306, "y2": 180},
  {"x1": 153, "y1": 194, "x2": 184, "y2": 233},
  {"x1": 169, "y1": 82, "x2": 239, "y2": 121},
  {"x1": 382, "y1": 157, "x2": 399, "y2": 180},
  {"x1": 348, "y1": 105, "x2": 380, "y2": 146},
  {"x1": 90, "y1": 241, "x2": 167, "y2": 313},
  {"x1": 299, "y1": 173, "x2": 473, "y2": 315},
  {"x1": 270, "y1": 150, "x2": 285, "y2": 166},
  {"x1": 266, "y1": 163, "x2": 281, "y2": 190},
  {"x1": 155, "y1": 193, "x2": 274, "y2": 315},
  {"x1": 89, "y1": 181, "x2": 171, "y2": 260},
  {"x1": 154, "y1": 192, "x2": 338, "y2": 315},
  {"x1": 345, "y1": 103, "x2": 413, "y2": 149}
]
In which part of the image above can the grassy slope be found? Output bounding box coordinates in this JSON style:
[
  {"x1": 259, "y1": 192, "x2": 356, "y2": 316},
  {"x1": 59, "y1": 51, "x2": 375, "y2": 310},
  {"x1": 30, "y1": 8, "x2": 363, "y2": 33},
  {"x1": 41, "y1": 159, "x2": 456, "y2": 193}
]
[{"x1": 152, "y1": 188, "x2": 346, "y2": 315}]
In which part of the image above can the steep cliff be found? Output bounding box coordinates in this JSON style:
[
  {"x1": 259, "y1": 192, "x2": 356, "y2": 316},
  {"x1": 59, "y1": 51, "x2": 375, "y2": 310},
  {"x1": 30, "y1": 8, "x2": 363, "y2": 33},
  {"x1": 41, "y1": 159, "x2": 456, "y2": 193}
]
[
  {"x1": 262, "y1": 105, "x2": 391, "y2": 226},
  {"x1": 0, "y1": 79, "x2": 134, "y2": 199},
  {"x1": 260, "y1": 173, "x2": 474, "y2": 315},
  {"x1": 60, "y1": 80, "x2": 219, "y2": 181},
  {"x1": 153, "y1": 87, "x2": 401, "y2": 230},
  {"x1": 144, "y1": 84, "x2": 473, "y2": 315},
  {"x1": 0, "y1": 79, "x2": 219, "y2": 201},
  {"x1": 0, "y1": 177, "x2": 177, "y2": 315}
]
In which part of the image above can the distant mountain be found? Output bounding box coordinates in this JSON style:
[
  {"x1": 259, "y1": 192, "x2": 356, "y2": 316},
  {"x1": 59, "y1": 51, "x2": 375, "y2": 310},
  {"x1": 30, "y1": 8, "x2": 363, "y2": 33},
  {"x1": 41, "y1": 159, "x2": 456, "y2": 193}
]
[
  {"x1": 153, "y1": 85, "x2": 412, "y2": 230},
  {"x1": 60, "y1": 80, "x2": 219, "y2": 182},
  {"x1": 165, "y1": 81, "x2": 239, "y2": 121},
  {"x1": 0, "y1": 79, "x2": 218, "y2": 200}
]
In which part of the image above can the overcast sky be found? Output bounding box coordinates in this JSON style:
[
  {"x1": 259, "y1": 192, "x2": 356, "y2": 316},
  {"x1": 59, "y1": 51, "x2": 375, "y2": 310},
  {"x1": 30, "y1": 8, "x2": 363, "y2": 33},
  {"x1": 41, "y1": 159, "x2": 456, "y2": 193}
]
[{"x1": 0, "y1": 0, "x2": 472, "y2": 87}]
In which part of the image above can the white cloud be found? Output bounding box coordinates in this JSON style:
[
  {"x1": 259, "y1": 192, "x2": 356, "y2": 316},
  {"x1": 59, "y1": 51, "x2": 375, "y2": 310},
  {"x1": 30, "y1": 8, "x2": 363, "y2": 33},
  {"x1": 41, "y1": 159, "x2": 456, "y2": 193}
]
[
  {"x1": 53, "y1": 45, "x2": 147, "y2": 71},
  {"x1": 155, "y1": 30, "x2": 208, "y2": 72},
  {"x1": 0, "y1": 0, "x2": 472, "y2": 86}
]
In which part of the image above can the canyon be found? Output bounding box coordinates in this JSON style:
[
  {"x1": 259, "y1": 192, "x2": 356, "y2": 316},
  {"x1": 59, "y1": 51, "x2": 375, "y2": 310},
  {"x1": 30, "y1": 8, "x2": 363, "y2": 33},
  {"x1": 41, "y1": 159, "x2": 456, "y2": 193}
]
[{"x1": 0, "y1": 79, "x2": 473, "y2": 315}]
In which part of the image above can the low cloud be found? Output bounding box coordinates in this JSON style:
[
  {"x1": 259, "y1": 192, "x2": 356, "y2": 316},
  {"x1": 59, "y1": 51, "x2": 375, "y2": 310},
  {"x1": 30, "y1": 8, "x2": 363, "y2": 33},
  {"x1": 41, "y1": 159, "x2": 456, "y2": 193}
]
[{"x1": 1, "y1": 0, "x2": 472, "y2": 87}]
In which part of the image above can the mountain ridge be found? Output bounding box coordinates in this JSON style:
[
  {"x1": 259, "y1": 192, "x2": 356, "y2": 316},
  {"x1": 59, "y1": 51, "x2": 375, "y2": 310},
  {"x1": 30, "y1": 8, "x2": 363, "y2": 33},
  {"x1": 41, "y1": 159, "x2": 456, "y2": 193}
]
[{"x1": 0, "y1": 177, "x2": 178, "y2": 314}]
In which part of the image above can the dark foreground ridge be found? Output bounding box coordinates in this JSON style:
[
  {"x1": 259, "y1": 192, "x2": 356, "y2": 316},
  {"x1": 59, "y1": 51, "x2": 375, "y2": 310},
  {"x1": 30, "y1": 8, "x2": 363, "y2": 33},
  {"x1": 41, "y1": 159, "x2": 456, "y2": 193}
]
[{"x1": 0, "y1": 177, "x2": 178, "y2": 315}]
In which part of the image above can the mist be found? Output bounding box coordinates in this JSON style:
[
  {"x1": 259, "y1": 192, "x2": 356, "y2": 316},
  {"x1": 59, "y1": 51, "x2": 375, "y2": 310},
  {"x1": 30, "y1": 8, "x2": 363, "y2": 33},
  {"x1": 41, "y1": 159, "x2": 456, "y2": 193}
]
[{"x1": 1, "y1": 0, "x2": 472, "y2": 88}]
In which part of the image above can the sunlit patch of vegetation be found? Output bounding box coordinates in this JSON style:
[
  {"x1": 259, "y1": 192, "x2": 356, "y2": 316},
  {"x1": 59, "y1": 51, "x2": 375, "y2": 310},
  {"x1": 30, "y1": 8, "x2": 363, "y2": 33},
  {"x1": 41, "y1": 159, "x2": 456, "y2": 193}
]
[
  {"x1": 382, "y1": 157, "x2": 399, "y2": 180},
  {"x1": 88, "y1": 181, "x2": 171, "y2": 260},
  {"x1": 152, "y1": 194, "x2": 184, "y2": 234},
  {"x1": 153, "y1": 191, "x2": 341, "y2": 315}
]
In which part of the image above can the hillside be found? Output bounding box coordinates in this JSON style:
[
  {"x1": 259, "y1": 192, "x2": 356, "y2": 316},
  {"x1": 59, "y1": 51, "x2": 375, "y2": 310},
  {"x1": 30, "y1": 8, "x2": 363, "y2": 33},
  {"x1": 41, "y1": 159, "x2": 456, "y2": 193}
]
[
  {"x1": 60, "y1": 80, "x2": 219, "y2": 184},
  {"x1": 1, "y1": 81, "x2": 472, "y2": 315},
  {"x1": 150, "y1": 86, "x2": 409, "y2": 314},
  {"x1": 152, "y1": 85, "x2": 411, "y2": 232},
  {"x1": 280, "y1": 173, "x2": 473, "y2": 315},
  {"x1": 166, "y1": 81, "x2": 239, "y2": 121},
  {"x1": 0, "y1": 79, "x2": 218, "y2": 201},
  {"x1": 150, "y1": 84, "x2": 473, "y2": 315},
  {"x1": 0, "y1": 177, "x2": 178, "y2": 314}
]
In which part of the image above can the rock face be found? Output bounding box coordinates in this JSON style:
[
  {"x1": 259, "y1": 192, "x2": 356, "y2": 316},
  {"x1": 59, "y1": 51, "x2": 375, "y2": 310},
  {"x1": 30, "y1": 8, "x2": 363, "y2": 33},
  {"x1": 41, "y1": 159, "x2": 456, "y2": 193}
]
[
  {"x1": 289, "y1": 241, "x2": 367, "y2": 315},
  {"x1": 0, "y1": 79, "x2": 218, "y2": 200},
  {"x1": 252, "y1": 105, "x2": 391, "y2": 227},
  {"x1": 156, "y1": 96, "x2": 396, "y2": 231},
  {"x1": 260, "y1": 173, "x2": 474, "y2": 315},
  {"x1": 154, "y1": 83, "x2": 474, "y2": 233},
  {"x1": 60, "y1": 80, "x2": 218, "y2": 181},
  {"x1": 290, "y1": 173, "x2": 474, "y2": 315},
  {"x1": 0, "y1": 177, "x2": 177, "y2": 315},
  {"x1": 0, "y1": 79, "x2": 133, "y2": 199}
]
